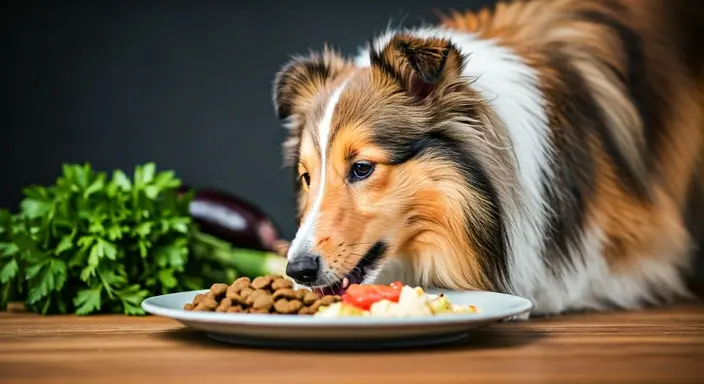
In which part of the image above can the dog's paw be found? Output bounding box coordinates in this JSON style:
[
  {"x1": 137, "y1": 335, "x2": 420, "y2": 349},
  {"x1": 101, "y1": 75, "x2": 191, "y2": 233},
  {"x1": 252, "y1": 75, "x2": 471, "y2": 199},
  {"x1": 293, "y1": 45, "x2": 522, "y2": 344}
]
[{"x1": 500, "y1": 311, "x2": 531, "y2": 322}]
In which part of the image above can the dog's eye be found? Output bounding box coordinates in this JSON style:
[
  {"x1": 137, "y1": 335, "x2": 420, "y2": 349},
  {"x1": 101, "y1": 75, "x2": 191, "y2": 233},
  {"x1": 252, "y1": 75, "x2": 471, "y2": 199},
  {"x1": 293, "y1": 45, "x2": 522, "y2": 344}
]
[
  {"x1": 349, "y1": 161, "x2": 375, "y2": 182},
  {"x1": 300, "y1": 172, "x2": 311, "y2": 187}
]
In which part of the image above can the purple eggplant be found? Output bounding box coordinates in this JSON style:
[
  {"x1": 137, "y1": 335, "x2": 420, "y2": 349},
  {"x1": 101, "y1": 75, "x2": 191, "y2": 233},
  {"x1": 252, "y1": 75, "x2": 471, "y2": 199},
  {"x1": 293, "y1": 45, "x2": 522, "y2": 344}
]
[{"x1": 178, "y1": 186, "x2": 283, "y2": 253}]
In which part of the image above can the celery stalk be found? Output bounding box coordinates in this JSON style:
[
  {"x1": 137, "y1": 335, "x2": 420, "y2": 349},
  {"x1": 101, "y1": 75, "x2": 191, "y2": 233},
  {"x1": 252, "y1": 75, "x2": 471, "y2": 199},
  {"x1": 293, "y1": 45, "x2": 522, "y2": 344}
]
[{"x1": 190, "y1": 229, "x2": 287, "y2": 278}]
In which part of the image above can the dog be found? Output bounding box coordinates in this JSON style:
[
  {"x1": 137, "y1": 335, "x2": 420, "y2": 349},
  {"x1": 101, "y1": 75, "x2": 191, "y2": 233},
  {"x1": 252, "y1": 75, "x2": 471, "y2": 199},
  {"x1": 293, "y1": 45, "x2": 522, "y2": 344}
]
[{"x1": 270, "y1": 0, "x2": 704, "y2": 317}]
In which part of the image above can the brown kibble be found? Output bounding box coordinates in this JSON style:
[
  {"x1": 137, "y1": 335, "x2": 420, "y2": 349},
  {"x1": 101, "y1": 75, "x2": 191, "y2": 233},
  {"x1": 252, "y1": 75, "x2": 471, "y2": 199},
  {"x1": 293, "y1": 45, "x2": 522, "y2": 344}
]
[
  {"x1": 226, "y1": 284, "x2": 239, "y2": 296},
  {"x1": 274, "y1": 298, "x2": 303, "y2": 314},
  {"x1": 226, "y1": 290, "x2": 246, "y2": 305},
  {"x1": 209, "y1": 283, "x2": 229, "y2": 299},
  {"x1": 235, "y1": 276, "x2": 251, "y2": 284},
  {"x1": 226, "y1": 284, "x2": 238, "y2": 295},
  {"x1": 245, "y1": 289, "x2": 270, "y2": 306},
  {"x1": 216, "y1": 298, "x2": 232, "y2": 312},
  {"x1": 294, "y1": 289, "x2": 307, "y2": 300},
  {"x1": 231, "y1": 277, "x2": 251, "y2": 291},
  {"x1": 183, "y1": 303, "x2": 194, "y2": 311},
  {"x1": 273, "y1": 288, "x2": 297, "y2": 300},
  {"x1": 302, "y1": 291, "x2": 321, "y2": 305},
  {"x1": 252, "y1": 295, "x2": 274, "y2": 310},
  {"x1": 309, "y1": 299, "x2": 323, "y2": 312},
  {"x1": 298, "y1": 306, "x2": 316, "y2": 315},
  {"x1": 288, "y1": 299, "x2": 303, "y2": 313},
  {"x1": 251, "y1": 275, "x2": 274, "y2": 290},
  {"x1": 196, "y1": 275, "x2": 342, "y2": 316},
  {"x1": 227, "y1": 305, "x2": 243, "y2": 313},
  {"x1": 271, "y1": 278, "x2": 293, "y2": 290},
  {"x1": 194, "y1": 297, "x2": 218, "y2": 311},
  {"x1": 273, "y1": 298, "x2": 288, "y2": 313},
  {"x1": 192, "y1": 293, "x2": 207, "y2": 305}
]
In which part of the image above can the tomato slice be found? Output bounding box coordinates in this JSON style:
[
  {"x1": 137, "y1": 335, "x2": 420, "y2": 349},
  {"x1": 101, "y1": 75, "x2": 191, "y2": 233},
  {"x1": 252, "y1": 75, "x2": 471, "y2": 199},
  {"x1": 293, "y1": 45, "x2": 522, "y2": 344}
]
[{"x1": 342, "y1": 281, "x2": 404, "y2": 310}]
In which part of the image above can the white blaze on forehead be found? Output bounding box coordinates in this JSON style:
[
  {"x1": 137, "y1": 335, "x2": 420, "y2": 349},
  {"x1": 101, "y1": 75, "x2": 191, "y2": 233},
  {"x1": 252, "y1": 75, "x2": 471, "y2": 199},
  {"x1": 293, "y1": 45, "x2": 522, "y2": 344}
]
[{"x1": 287, "y1": 78, "x2": 351, "y2": 260}]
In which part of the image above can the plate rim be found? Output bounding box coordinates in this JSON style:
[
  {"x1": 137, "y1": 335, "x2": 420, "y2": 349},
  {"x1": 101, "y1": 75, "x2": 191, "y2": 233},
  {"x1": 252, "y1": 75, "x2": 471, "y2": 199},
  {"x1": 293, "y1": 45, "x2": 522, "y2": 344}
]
[{"x1": 141, "y1": 289, "x2": 533, "y2": 327}]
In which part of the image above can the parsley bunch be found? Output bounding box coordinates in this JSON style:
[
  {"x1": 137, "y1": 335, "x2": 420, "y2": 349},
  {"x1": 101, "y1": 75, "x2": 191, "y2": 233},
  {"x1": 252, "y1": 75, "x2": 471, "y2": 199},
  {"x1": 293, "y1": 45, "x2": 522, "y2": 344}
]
[{"x1": 0, "y1": 162, "x2": 240, "y2": 315}]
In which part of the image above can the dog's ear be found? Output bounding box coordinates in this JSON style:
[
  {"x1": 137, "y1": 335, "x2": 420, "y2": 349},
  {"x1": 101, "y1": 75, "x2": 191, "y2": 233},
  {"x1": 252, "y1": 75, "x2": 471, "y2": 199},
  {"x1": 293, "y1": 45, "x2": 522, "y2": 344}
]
[
  {"x1": 370, "y1": 34, "x2": 465, "y2": 101},
  {"x1": 273, "y1": 47, "x2": 350, "y2": 120}
]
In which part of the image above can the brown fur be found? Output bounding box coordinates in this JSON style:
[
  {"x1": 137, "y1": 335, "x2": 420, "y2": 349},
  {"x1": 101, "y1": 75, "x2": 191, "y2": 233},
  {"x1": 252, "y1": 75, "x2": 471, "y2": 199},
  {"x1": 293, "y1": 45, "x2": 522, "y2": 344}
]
[
  {"x1": 442, "y1": 0, "x2": 704, "y2": 274},
  {"x1": 273, "y1": 0, "x2": 704, "y2": 310},
  {"x1": 283, "y1": 52, "x2": 512, "y2": 290}
]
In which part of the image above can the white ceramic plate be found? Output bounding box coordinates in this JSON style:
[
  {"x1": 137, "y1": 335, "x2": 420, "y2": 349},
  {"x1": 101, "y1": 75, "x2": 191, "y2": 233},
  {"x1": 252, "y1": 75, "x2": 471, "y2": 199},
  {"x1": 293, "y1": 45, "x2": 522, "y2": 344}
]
[{"x1": 141, "y1": 289, "x2": 532, "y2": 349}]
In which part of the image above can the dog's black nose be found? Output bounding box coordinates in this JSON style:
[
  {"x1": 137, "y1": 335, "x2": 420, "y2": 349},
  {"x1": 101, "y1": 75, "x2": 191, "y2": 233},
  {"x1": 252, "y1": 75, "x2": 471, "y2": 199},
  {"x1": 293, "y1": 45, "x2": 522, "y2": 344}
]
[{"x1": 285, "y1": 255, "x2": 320, "y2": 284}]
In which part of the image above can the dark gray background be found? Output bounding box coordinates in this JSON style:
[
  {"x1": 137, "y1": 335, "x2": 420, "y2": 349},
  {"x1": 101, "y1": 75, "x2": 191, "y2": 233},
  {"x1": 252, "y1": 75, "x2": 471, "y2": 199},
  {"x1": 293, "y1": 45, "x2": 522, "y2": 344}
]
[
  {"x1": 2, "y1": 0, "x2": 702, "y2": 284},
  {"x1": 2, "y1": 0, "x2": 492, "y2": 239}
]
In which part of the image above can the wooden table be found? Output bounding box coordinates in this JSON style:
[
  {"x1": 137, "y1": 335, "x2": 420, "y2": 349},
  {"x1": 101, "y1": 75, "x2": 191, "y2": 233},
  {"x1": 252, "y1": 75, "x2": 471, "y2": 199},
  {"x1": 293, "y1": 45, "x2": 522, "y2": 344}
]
[{"x1": 0, "y1": 305, "x2": 702, "y2": 384}]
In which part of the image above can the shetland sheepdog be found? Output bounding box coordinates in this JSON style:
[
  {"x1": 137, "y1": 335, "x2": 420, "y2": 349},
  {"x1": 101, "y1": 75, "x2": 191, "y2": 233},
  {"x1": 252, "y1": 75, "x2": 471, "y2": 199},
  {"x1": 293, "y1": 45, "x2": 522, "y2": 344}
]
[{"x1": 271, "y1": 0, "x2": 704, "y2": 317}]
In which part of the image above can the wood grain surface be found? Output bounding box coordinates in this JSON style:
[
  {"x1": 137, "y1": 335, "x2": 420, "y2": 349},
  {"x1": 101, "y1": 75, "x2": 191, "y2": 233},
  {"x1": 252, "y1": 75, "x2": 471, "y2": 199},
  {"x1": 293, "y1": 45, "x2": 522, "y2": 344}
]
[{"x1": 0, "y1": 304, "x2": 702, "y2": 384}]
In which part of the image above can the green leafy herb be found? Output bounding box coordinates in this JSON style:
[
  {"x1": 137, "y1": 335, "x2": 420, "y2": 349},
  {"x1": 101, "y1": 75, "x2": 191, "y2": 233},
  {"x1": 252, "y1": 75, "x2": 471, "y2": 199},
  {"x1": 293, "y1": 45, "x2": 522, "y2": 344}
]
[{"x1": 0, "y1": 162, "x2": 266, "y2": 315}]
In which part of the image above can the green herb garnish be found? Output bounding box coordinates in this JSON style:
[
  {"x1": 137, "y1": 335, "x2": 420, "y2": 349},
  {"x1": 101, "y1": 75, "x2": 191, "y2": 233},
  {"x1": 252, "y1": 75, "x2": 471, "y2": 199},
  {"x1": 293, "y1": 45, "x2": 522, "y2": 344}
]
[{"x1": 0, "y1": 162, "x2": 277, "y2": 315}]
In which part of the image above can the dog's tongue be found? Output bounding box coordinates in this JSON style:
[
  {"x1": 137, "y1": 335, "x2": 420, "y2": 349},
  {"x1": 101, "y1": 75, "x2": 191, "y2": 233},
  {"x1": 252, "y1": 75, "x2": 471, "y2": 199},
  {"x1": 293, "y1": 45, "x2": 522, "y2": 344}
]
[
  {"x1": 314, "y1": 274, "x2": 364, "y2": 296},
  {"x1": 314, "y1": 269, "x2": 368, "y2": 296}
]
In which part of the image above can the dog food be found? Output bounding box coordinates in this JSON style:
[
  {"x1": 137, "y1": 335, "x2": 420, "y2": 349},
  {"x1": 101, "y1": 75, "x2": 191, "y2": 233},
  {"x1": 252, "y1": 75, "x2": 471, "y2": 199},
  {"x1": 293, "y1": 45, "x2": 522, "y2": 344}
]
[{"x1": 182, "y1": 275, "x2": 342, "y2": 315}]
